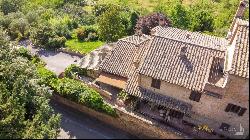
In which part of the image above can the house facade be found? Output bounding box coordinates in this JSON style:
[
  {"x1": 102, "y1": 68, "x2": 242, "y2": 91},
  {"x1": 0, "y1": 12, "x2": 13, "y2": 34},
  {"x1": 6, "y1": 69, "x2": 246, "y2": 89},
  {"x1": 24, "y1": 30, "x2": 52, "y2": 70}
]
[{"x1": 96, "y1": 0, "x2": 249, "y2": 138}]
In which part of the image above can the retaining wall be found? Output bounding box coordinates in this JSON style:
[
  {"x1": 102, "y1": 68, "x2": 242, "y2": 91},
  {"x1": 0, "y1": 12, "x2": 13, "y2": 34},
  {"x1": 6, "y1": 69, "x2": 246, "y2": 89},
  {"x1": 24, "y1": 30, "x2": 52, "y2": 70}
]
[{"x1": 51, "y1": 93, "x2": 184, "y2": 139}]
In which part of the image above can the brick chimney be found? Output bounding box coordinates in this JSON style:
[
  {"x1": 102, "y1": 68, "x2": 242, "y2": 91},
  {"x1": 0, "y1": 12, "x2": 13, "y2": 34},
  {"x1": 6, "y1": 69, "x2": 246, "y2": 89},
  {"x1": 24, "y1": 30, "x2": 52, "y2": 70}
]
[
  {"x1": 235, "y1": 0, "x2": 248, "y2": 19},
  {"x1": 228, "y1": 0, "x2": 248, "y2": 34}
]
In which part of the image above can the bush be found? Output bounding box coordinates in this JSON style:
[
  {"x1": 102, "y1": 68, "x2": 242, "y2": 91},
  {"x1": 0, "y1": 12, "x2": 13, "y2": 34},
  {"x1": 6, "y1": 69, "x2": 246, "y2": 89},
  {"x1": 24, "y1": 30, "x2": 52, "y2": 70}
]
[
  {"x1": 75, "y1": 26, "x2": 98, "y2": 41},
  {"x1": 31, "y1": 55, "x2": 46, "y2": 66},
  {"x1": 48, "y1": 36, "x2": 67, "y2": 48},
  {"x1": 50, "y1": 78, "x2": 117, "y2": 117},
  {"x1": 37, "y1": 66, "x2": 57, "y2": 85},
  {"x1": 64, "y1": 64, "x2": 87, "y2": 79},
  {"x1": 17, "y1": 47, "x2": 33, "y2": 60},
  {"x1": 76, "y1": 27, "x2": 87, "y2": 41},
  {"x1": 86, "y1": 32, "x2": 98, "y2": 41},
  {"x1": 118, "y1": 90, "x2": 129, "y2": 101}
]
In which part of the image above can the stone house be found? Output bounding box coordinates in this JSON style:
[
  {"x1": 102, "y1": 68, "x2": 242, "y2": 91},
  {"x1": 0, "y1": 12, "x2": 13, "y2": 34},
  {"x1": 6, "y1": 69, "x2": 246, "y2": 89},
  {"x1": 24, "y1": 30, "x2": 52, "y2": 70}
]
[{"x1": 96, "y1": 0, "x2": 249, "y2": 138}]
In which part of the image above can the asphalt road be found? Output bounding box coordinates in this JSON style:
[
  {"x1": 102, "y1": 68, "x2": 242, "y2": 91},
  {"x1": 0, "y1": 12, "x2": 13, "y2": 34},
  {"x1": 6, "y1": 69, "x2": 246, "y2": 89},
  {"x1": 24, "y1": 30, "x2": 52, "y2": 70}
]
[{"x1": 50, "y1": 100, "x2": 137, "y2": 139}]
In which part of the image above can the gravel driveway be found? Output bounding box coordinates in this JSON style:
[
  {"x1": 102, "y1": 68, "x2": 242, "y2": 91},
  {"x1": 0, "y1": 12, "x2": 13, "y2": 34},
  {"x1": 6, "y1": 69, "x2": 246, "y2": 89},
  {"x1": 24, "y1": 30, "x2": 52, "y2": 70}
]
[{"x1": 27, "y1": 46, "x2": 82, "y2": 76}]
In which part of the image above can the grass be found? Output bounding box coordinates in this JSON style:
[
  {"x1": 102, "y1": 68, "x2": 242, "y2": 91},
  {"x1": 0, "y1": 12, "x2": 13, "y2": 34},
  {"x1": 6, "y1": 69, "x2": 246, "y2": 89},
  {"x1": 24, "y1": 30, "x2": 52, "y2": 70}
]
[{"x1": 65, "y1": 39, "x2": 104, "y2": 54}]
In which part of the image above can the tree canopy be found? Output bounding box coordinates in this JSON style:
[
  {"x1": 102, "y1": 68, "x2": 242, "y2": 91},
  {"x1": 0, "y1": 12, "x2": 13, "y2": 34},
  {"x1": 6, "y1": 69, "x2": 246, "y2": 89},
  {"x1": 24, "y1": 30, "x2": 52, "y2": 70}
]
[
  {"x1": 97, "y1": 5, "x2": 127, "y2": 42},
  {"x1": 0, "y1": 29, "x2": 61, "y2": 139}
]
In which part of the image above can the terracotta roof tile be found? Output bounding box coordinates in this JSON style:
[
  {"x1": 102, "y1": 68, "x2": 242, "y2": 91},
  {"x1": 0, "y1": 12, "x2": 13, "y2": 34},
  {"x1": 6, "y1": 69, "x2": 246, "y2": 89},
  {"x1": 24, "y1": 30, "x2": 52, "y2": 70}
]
[
  {"x1": 152, "y1": 26, "x2": 228, "y2": 51},
  {"x1": 99, "y1": 35, "x2": 151, "y2": 78},
  {"x1": 138, "y1": 37, "x2": 225, "y2": 91},
  {"x1": 230, "y1": 22, "x2": 249, "y2": 78}
]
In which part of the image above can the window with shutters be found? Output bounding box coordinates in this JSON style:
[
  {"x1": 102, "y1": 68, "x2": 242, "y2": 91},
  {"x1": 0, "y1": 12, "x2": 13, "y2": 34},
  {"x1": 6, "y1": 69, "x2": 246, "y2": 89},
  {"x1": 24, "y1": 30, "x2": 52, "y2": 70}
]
[
  {"x1": 169, "y1": 109, "x2": 184, "y2": 119},
  {"x1": 225, "y1": 103, "x2": 247, "y2": 116},
  {"x1": 219, "y1": 123, "x2": 230, "y2": 131},
  {"x1": 189, "y1": 91, "x2": 201, "y2": 102},
  {"x1": 151, "y1": 78, "x2": 161, "y2": 89}
]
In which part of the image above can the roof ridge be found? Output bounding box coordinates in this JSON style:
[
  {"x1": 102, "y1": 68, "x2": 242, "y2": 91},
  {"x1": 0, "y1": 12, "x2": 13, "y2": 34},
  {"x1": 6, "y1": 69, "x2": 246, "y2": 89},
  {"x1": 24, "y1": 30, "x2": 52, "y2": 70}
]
[
  {"x1": 152, "y1": 35, "x2": 226, "y2": 52},
  {"x1": 119, "y1": 34, "x2": 152, "y2": 46},
  {"x1": 152, "y1": 26, "x2": 228, "y2": 51}
]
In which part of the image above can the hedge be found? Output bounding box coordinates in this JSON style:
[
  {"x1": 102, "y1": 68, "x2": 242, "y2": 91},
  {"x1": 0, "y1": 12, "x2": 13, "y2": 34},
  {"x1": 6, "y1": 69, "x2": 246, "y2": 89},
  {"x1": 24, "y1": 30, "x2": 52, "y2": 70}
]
[
  {"x1": 50, "y1": 78, "x2": 117, "y2": 117},
  {"x1": 37, "y1": 66, "x2": 57, "y2": 85}
]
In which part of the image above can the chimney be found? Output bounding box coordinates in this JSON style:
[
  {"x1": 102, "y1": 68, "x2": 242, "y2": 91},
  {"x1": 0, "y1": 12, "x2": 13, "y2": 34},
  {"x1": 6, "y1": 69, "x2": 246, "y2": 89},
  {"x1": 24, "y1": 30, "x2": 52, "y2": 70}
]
[
  {"x1": 229, "y1": 0, "x2": 248, "y2": 33},
  {"x1": 235, "y1": 0, "x2": 248, "y2": 19},
  {"x1": 159, "y1": 18, "x2": 165, "y2": 27}
]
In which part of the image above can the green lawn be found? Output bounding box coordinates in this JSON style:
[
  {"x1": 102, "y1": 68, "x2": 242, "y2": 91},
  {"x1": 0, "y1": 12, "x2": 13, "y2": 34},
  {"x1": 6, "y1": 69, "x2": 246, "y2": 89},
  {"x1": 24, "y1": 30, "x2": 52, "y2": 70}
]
[{"x1": 65, "y1": 39, "x2": 104, "y2": 54}]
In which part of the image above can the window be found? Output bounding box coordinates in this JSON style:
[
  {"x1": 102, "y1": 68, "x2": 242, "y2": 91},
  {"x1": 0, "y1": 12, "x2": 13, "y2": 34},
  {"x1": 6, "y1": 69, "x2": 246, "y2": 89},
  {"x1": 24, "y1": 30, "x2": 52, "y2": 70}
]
[
  {"x1": 204, "y1": 90, "x2": 222, "y2": 99},
  {"x1": 189, "y1": 91, "x2": 201, "y2": 102},
  {"x1": 151, "y1": 78, "x2": 161, "y2": 89},
  {"x1": 225, "y1": 103, "x2": 247, "y2": 116},
  {"x1": 238, "y1": 108, "x2": 247, "y2": 116},
  {"x1": 219, "y1": 123, "x2": 230, "y2": 131},
  {"x1": 169, "y1": 109, "x2": 184, "y2": 119}
]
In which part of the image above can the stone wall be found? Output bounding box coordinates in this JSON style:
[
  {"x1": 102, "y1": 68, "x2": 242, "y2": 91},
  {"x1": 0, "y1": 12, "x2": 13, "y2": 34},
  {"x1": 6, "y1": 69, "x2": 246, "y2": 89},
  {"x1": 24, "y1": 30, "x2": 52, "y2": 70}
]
[
  {"x1": 51, "y1": 93, "x2": 183, "y2": 139},
  {"x1": 139, "y1": 75, "x2": 249, "y2": 139}
]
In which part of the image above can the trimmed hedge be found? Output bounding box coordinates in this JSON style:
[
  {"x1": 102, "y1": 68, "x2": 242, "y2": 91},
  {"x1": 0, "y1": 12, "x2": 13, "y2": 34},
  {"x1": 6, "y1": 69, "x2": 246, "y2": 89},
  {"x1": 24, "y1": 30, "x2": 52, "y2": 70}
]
[{"x1": 50, "y1": 78, "x2": 117, "y2": 117}]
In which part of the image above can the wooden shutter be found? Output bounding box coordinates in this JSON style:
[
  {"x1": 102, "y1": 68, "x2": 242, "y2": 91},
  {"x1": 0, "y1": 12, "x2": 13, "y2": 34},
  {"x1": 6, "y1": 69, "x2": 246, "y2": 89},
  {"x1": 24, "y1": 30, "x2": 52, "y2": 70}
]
[
  {"x1": 232, "y1": 105, "x2": 241, "y2": 113},
  {"x1": 238, "y1": 108, "x2": 247, "y2": 116},
  {"x1": 151, "y1": 78, "x2": 161, "y2": 89},
  {"x1": 225, "y1": 104, "x2": 233, "y2": 112},
  {"x1": 219, "y1": 123, "x2": 230, "y2": 131},
  {"x1": 195, "y1": 92, "x2": 201, "y2": 102},
  {"x1": 189, "y1": 91, "x2": 201, "y2": 102},
  {"x1": 189, "y1": 91, "x2": 196, "y2": 101}
]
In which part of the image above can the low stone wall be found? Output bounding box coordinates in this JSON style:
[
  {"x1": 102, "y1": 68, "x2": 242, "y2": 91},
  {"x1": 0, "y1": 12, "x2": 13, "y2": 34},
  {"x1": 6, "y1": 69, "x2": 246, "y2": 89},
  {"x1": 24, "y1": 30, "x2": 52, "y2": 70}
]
[{"x1": 52, "y1": 93, "x2": 184, "y2": 139}]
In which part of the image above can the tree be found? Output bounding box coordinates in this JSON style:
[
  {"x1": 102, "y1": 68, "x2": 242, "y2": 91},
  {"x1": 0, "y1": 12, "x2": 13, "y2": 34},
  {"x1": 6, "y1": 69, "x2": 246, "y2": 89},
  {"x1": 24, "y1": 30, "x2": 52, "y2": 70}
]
[
  {"x1": 135, "y1": 12, "x2": 172, "y2": 35},
  {"x1": 9, "y1": 18, "x2": 29, "y2": 40},
  {"x1": 0, "y1": 0, "x2": 25, "y2": 15},
  {"x1": 0, "y1": 31, "x2": 61, "y2": 139},
  {"x1": 189, "y1": 9, "x2": 214, "y2": 32},
  {"x1": 188, "y1": 1, "x2": 215, "y2": 32},
  {"x1": 169, "y1": 2, "x2": 189, "y2": 29},
  {"x1": 127, "y1": 11, "x2": 139, "y2": 35},
  {"x1": 97, "y1": 4, "x2": 126, "y2": 42},
  {"x1": 30, "y1": 21, "x2": 55, "y2": 48}
]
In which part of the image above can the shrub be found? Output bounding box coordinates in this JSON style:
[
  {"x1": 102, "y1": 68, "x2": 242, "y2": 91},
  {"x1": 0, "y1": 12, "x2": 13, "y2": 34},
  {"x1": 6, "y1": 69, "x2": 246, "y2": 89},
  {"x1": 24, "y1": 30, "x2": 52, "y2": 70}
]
[
  {"x1": 48, "y1": 36, "x2": 67, "y2": 48},
  {"x1": 86, "y1": 32, "x2": 98, "y2": 41},
  {"x1": 31, "y1": 55, "x2": 46, "y2": 66},
  {"x1": 76, "y1": 27, "x2": 87, "y2": 41},
  {"x1": 64, "y1": 64, "x2": 87, "y2": 79},
  {"x1": 118, "y1": 90, "x2": 129, "y2": 101},
  {"x1": 101, "y1": 103, "x2": 117, "y2": 117},
  {"x1": 50, "y1": 78, "x2": 117, "y2": 117},
  {"x1": 75, "y1": 26, "x2": 98, "y2": 41},
  {"x1": 37, "y1": 66, "x2": 57, "y2": 85},
  {"x1": 17, "y1": 47, "x2": 32, "y2": 60}
]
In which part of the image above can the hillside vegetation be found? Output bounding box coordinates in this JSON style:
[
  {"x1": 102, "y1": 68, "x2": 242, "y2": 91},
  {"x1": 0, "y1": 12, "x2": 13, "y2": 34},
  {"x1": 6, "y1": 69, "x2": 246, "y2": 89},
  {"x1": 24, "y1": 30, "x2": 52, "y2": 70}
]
[{"x1": 0, "y1": 0, "x2": 249, "y2": 47}]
